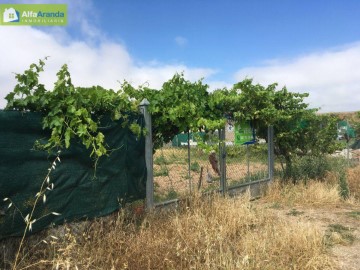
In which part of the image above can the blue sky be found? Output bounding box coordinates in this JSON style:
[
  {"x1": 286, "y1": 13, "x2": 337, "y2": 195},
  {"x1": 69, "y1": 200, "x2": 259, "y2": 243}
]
[
  {"x1": 96, "y1": 1, "x2": 360, "y2": 75},
  {"x1": 1, "y1": 0, "x2": 360, "y2": 112}
]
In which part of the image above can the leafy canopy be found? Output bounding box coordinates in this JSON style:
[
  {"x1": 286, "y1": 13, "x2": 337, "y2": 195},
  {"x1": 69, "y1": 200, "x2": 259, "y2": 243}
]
[
  {"x1": 4, "y1": 59, "x2": 340, "y2": 181},
  {"x1": 123, "y1": 73, "x2": 225, "y2": 149},
  {"x1": 5, "y1": 59, "x2": 139, "y2": 161}
]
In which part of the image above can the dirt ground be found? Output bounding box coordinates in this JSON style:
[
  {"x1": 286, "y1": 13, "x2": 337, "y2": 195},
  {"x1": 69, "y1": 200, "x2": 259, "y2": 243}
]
[
  {"x1": 265, "y1": 203, "x2": 360, "y2": 270},
  {"x1": 154, "y1": 162, "x2": 268, "y2": 199}
]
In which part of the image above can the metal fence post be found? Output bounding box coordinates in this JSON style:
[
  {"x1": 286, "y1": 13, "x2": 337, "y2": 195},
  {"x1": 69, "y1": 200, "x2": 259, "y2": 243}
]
[
  {"x1": 219, "y1": 128, "x2": 227, "y2": 195},
  {"x1": 267, "y1": 126, "x2": 275, "y2": 182},
  {"x1": 187, "y1": 130, "x2": 192, "y2": 194},
  {"x1": 139, "y1": 99, "x2": 154, "y2": 209}
]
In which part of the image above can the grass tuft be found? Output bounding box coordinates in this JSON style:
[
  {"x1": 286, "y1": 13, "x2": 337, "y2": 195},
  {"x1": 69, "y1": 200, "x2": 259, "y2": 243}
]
[
  {"x1": 10, "y1": 192, "x2": 335, "y2": 269},
  {"x1": 262, "y1": 180, "x2": 342, "y2": 207},
  {"x1": 325, "y1": 223, "x2": 355, "y2": 246}
]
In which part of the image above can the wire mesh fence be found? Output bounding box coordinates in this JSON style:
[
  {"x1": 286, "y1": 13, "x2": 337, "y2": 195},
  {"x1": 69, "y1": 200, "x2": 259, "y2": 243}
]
[
  {"x1": 152, "y1": 128, "x2": 274, "y2": 204},
  {"x1": 139, "y1": 102, "x2": 274, "y2": 207},
  {"x1": 153, "y1": 145, "x2": 222, "y2": 203},
  {"x1": 225, "y1": 143, "x2": 269, "y2": 188}
]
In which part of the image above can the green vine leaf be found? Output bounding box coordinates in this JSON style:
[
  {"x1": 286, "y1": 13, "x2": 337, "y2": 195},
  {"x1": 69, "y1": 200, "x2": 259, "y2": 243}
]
[{"x1": 5, "y1": 59, "x2": 140, "y2": 165}]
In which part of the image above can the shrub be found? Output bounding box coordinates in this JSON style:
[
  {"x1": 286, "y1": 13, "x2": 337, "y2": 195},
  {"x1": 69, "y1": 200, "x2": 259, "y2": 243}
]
[
  {"x1": 338, "y1": 172, "x2": 350, "y2": 199},
  {"x1": 154, "y1": 166, "x2": 169, "y2": 177},
  {"x1": 226, "y1": 144, "x2": 267, "y2": 162},
  {"x1": 190, "y1": 161, "x2": 200, "y2": 172},
  {"x1": 154, "y1": 155, "x2": 168, "y2": 165},
  {"x1": 279, "y1": 155, "x2": 332, "y2": 183}
]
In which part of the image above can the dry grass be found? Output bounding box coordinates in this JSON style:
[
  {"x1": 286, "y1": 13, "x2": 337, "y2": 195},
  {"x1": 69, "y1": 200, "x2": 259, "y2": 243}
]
[
  {"x1": 154, "y1": 163, "x2": 268, "y2": 198},
  {"x1": 262, "y1": 180, "x2": 342, "y2": 207},
  {"x1": 347, "y1": 165, "x2": 360, "y2": 200},
  {"x1": 153, "y1": 147, "x2": 268, "y2": 201},
  {"x1": 7, "y1": 164, "x2": 360, "y2": 269},
  {"x1": 11, "y1": 190, "x2": 336, "y2": 270}
]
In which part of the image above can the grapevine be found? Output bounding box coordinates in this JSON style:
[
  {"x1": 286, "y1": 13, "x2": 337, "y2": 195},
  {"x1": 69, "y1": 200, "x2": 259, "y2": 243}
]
[{"x1": 5, "y1": 59, "x2": 139, "y2": 162}]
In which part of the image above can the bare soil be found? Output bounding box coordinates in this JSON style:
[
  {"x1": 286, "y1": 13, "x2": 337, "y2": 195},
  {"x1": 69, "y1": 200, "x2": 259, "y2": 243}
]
[{"x1": 265, "y1": 203, "x2": 360, "y2": 270}]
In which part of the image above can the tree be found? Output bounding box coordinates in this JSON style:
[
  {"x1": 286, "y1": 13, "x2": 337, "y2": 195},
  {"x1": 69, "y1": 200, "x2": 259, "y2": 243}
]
[
  {"x1": 123, "y1": 73, "x2": 224, "y2": 149},
  {"x1": 353, "y1": 111, "x2": 360, "y2": 139},
  {"x1": 209, "y1": 79, "x2": 339, "y2": 180},
  {"x1": 6, "y1": 60, "x2": 340, "y2": 181}
]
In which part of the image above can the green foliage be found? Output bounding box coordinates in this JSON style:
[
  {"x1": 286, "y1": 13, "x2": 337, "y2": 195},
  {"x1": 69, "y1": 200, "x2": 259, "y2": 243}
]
[
  {"x1": 353, "y1": 111, "x2": 360, "y2": 138},
  {"x1": 195, "y1": 132, "x2": 219, "y2": 155},
  {"x1": 338, "y1": 172, "x2": 349, "y2": 200},
  {"x1": 190, "y1": 161, "x2": 200, "y2": 172},
  {"x1": 327, "y1": 158, "x2": 349, "y2": 199},
  {"x1": 208, "y1": 79, "x2": 279, "y2": 124},
  {"x1": 326, "y1": 224, "x2": 355, "y2": 245},
  {"x1": 154, "y1": 166, "x2": 169, "y2": 177},
  {"x1": 228, "y1": 170, "x2": 269, "y2": 187},
  {"x1": 226, "y1": 144, "x2": 268, "y2": 163},
  {"x1": 228, "y1": 79, "x2": 338, "y2": 180},
  {"x1": 271, "y1": 101, "x2": 337, "y2": 180},
  {"x1": 347, "y1": 211, "x2": 360, "y2": 219},
  {"x1": 123, "y1": 73, "x2": 225, "y2": 149},
  {"x1": 5, "y1": 59, "x2": 139, "y2": 162},
  {"x1": 226, "y1": 145, "x2": 246, "y2": 159},
  {"x1": 288, "y1": 114, "x2": 338, "y2": 155},
  {"x1": 5, "y1": 59, "x2": 341, "y2": 182},
  {"x1": 277, "y1": 155, "x2": 332, "y2": 183},
  {"x1": 123, "y1": 75, "x2": 339, "y2": 178},
  {"x1": 154, "y1": 155, "x2": 168, "y2": 165},
  {"x1": 154, "y1": 188, "x2": 178, "y2": 202},
  {"x1": 286, "y1": 209, "x2": 304, "y2": 216},
  {"x1": 276, "y1": 156, "x2": 350, "y2": 199},
  {"x1": 165, "y1": 188, "x2": 179, "y2": 200}
]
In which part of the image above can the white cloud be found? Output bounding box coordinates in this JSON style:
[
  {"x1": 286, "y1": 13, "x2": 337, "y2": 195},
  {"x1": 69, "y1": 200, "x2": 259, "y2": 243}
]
[
  {"x1": 2, "y1": 1, "x2": 359, "y2": 113},
  {"x1": 0, "y1": 27, "x2": 216, "y2": 109},
  {"x1": 206, "y1": 80, "x2": 233, "y2": 92},
  {"x1": 234, "y1": 43, "x2": 360, "y2": 112},
  {"x1": 175, "y1": 36, "x2": 188, "y2": 47}
]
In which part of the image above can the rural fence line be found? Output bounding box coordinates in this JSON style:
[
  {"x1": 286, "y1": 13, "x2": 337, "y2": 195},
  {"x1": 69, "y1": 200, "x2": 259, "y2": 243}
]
[
  {"x1": 139, "y1": 101, "x2": 275, "y2": 209},
  {"x1": 0, "y1": 100, "x2": 274, "y2": 239}
]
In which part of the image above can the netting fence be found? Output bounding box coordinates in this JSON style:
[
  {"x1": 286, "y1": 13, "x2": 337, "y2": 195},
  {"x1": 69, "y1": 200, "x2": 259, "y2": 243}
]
[{"x1": 0, "y1": 110, "x2": 146, "y2": 239}]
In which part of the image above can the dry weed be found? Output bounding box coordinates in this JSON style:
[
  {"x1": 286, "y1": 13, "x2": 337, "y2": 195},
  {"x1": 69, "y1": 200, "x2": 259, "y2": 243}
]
[
  {"x1": 347, "y1": 165, "x2": 360, "y2": 200},
  {"x1": 13, "y1": 192, "x2": 334, "y2": 270},
  {"x1": 263, "y1": 180, "x2": 342, "y2": 207}
]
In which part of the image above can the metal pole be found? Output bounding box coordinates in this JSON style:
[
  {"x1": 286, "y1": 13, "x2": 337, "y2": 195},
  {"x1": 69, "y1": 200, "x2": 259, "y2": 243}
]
[
  {"x1": 139, "y1": 99, "x2": 154, "y2": 210},
  {"x1": 346, "y1": 120, "x2": 350, "y2": 166},
  {"x1": 187, "y1": 130, "x2": 192, "y2": 194},
  {"x1": 246, "y1": 144, "x2": 250, "y2": 180},
  {"x1": 347, "y1": 140, "x2": 350, "y2": 166},
  {"x1": 219, "y1": 129, "x2": 227, "y2": 195},
  {"x1": 267, "y1": 126, "x2": 274, "y2": 181}
]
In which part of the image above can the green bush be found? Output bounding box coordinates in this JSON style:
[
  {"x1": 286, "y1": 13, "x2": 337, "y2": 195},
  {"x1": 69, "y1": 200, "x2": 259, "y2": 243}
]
[
  {"x1": 329, "y1": 157, "x2": 350, "y2": 199},
  {"x1": 154, "y1": 188, "x2": 178, "y2": 202},
  {"x1": 226, "y1": 145, "x2": 246, "y2": 159},
  {"x1": 228, "y1": 170, "x2": 269, "y2": 187},
  {"x1": 226, "y1": 144, "x2": 267, "y2": 163},
  {"x1": 190, "y1": 161, "x2": 200, "y2": 172},
  {"x1": 299, "y1": 156, "x2": 331, "y2": 180},
  {"x1": 154, "y1": 166, "x2": 169, "y2": 177},
  {"x1": 165, "y1": 189, "x2": 178, "y2": 200},
  {"x1": 154, "y1": 155, "x2": 168, "y2": 165},
  {"x1": 279, "y1": 155, "x2": 331, "y2": 183},
  {"x1": 277, "y1": 156, "x2": 350, "y2": 199},
  {"x1": 339, "y1": 172, "x2": 349, "y2": 199}
]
